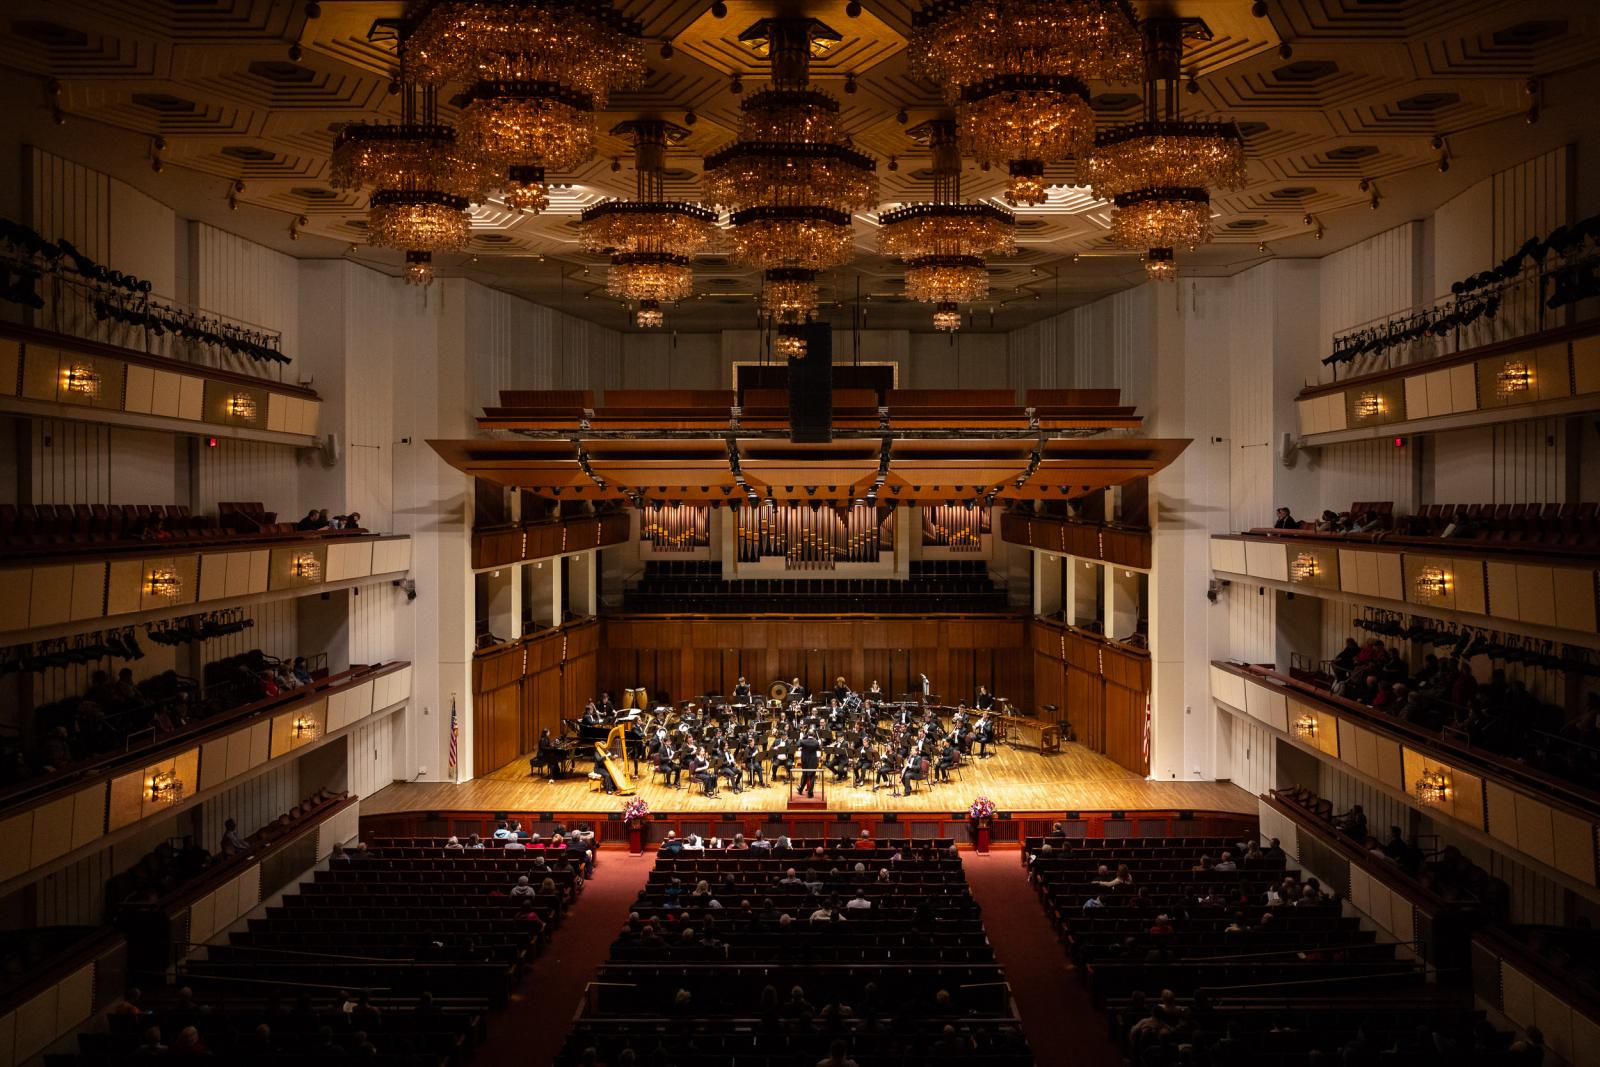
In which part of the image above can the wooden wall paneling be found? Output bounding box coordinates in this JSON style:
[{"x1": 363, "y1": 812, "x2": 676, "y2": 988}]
[{"x1": 1104, "y1": 682, "x2": 1147, "y2": 775}]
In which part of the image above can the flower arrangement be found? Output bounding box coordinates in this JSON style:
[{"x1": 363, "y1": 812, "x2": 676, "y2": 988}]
[
  {"x1": 622, "y1": 798, "x2": 650, "y2": 822},
  {"x1": 968, "y1": 796, "x2": 996, "y2": 821}
]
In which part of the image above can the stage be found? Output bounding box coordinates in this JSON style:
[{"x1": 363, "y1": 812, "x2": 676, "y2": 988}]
[{"x1": 360, "y1": 739, "x2": 1255, "y2": 817}]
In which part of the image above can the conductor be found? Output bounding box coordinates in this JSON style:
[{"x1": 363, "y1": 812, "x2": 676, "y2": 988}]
[{"x1": 797, "y1": 731, "x2": 821, "y2": 797}]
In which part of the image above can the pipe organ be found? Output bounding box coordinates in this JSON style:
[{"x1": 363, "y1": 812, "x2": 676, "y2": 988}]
[{"x1": 736, "y1": 504, "x2": 894, "y2": 569}]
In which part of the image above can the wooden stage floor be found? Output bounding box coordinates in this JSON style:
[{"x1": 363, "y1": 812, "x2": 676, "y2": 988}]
[{"x1": 362, "y1": 740, "x2": 1255, "y2": 816}]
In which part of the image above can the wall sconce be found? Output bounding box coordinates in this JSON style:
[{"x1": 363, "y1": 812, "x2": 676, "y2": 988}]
[
  {"x1": 1354, "y1": 392, "x2": 1385, "y2": 419},
  {"x1": 1415, "y1": 767, "x2": 1450, "y2": 805},
  {"x1": 146, "y1": 567, "x2": 182, "y2": 600},
  {"x1": 291, "y1": 553, "x2": 322, "y2": 581},
  {"x1": 1495, "y1": 360, "x2": 1533, "y2": 398},
  {"x1": 226, "y1": 392, "x2": 258, "y2": 419},
  {"x1": 1289, "y1": 551, "x2": 1320, "y2": 582},
  {"x1": 149, "y1": 768, "x2": 184, "y2": 804},
  {"x1": 1292, "y1": 713, "x2": 1318, "y2": 739},
  {"x1": 63, "y1": 362, "x2": 101, "y2": 399},
  {"x1": 1414, "y1": 565, "x2": 1450, "y2": 598},
  {"x1": 292, "y1": 713, "x2": 319, "y2": 741}
]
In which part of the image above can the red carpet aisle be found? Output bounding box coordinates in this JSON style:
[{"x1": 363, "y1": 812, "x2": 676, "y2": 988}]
[
  {"x1": 961, "y1": 851, "x2": 1123, "y2": 1067},
  {"x1": 469, "y1": 848, "x2": 652, "y2": 1065}
]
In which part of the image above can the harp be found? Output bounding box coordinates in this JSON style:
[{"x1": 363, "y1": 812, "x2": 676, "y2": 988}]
[{"x1": 595, "y1": 723, "x2": 637, "y2": 796}]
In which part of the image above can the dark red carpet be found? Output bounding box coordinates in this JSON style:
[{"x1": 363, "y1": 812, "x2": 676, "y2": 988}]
[
  {"x1": 469, "y1": 848, "x2": 652, "y2": 1065},
  {"x1": 961, "y1": 851, "x2": 1123, "y2": 1067}
]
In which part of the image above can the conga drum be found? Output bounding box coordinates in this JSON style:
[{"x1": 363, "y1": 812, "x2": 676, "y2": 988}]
[
  {"x1": 636, "y1": 686, "x2": 650, "y2": 710},
  {"x1": 621, "y1": 687, "x2": 638, "y2": 710}
]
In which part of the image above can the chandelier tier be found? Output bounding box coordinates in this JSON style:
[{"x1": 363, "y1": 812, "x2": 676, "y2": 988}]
[
  {"x1": 407, "y1": 0, "x2": 645, "y2": 210},
  {"x1": 405, "y1": 0, "x2": 644, "y2": 105},
  {"x1": 1143, "y1": 246, "x2": 1177, "y2": 282},
  {"x1": 705, "y1": 17, "x2": 877, "y2": 316},
  {"x1": 878, "y1": 120, "x2": 1014, "y2": 329},
  {"x1": 331, "y1": 76, "x2": 479, "y2": 285},
  {"x1": 501, "y1": 163, "x2": 549, "y2": 213},
  {"x1": 760, "y1": 268, "x2": 820, "y2": 325},
  {"x1": 1085, "y1": 17, "x2": 1245, "y2": 263},
  {"x1": 580, "y1": 120, "x2": 718, "y2": 320},
  {"x1": 910, "y1": 0, "x2": 1140, "y2": 204}
]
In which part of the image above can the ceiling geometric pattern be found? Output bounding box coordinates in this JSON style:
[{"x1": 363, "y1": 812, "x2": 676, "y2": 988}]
[{"x1": 2, "y1": 0, "x2": 1598, "y2": 330}]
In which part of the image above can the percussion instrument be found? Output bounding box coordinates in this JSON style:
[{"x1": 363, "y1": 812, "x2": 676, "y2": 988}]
[{"x1": 769, "y1": 680, "x2": 791, "y2": 702}]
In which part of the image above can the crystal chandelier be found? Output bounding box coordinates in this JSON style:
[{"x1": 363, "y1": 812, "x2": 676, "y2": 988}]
[
  {"x1": 502, "y1": 164, "x2": 549, "y2": 214},
  {"x1": 1143, "y1": 246, "x2": 1177, "y2": 282},
  {"x1": 1415, "y1": 767, "x2": 1450, "y2": 805},
  {"x1": 1085, "y1": 18, "x2": 1246, "y2": 259},
  {"x1": 407, "y1": 0, "x2": 645, "y2": 202},
  {"x1": 760, "y1": 268, "x2": 820, "y2": 325},
  {"x1": 879, "y1": 121, "x2": 1013, "y2": 329},
  {"x1": 635, "y1": 300, "x2": 665, "y2": 328},
  {"x1": 705, "y1": 17, "x2": 877, "y2": 315},
  {"x1": 580, "y1": 120, "x2": 718, "y2": 312},
  {"x1": 933, "y1": 303, "x2": 962, "y2": 331},
  {"x1": 910, "y1": 0, "x2": 1141, "y2": 205},
  {"x1": 331, "y1": 77, "x2": 478, "y2": 285},
  {"x1": 774, "y1": 324, "x2": 808, "y2": 359}
]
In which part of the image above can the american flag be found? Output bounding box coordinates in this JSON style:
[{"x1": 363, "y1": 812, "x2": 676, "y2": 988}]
[
  {"x1": 447, "y1": 697, "x2": 459, "y2": 781},
  {"x1": 1141, "y1": 693, "x2": 1151, "y2": 773}
]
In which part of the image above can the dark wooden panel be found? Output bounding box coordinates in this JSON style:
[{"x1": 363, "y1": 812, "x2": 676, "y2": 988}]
[{"x1": 1105, "y1": 682, "x2": 1148, "y2": 776}]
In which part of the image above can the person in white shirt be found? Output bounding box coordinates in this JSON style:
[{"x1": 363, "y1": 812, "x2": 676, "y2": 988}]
[
  {"x1": 493, "y1": 821, "x2": 513, "y2": 840},
  {"x1": 681, "y1": 833, "x2": 706, "y2": 852},
  {"x1": 809, "y1": 903, "x2": 841, "y2": 922},
  {"x1": 845, "y1": 893, "x2": 871, "y2": 911}
]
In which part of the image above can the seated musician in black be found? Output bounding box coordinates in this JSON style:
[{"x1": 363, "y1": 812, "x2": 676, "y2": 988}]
[
  {"x1": 853, "y1": 747, "x2": 874, "y2": 787},
  {"x1": 867, "y1": 679, "x2": 883, "y2": 699},
  {"x1": 788, "y1": 677, "x2": 807, "y2": 701},
  {"x1": 688, "y1": 747, "x2": 719, "y2": 797},
  {"x1": 975, "y1": 685, "x2": 995, "y2": 711},
  {"x1": 899, "y1": 752, "x2": 922, "y2": 795},
  {"x1": 935, "y1": 740, "x2": 958, "y2": 782},
  {"x1": 581, "y1": 700, "x2": 603, "y2": 727},
  {"x1": 597, "y1": 691, "x2": 615, "y2": 717},
  {"x1": 826, "y1": 739, "x2": 850, "y2": 780},
  {"x1": 593, "y1": 749, "x2": 619, "y2": 793},
  {"x1": 657, "y1": 741, "x2": 683, "y2": 789},
  {"x1": 741, "y1": 743, "x2": 766, "y2": 788},
  {"x1": 974, "y1": 712, "x2": 995, "y2": 758},
  {"x1": 770, "y1": 737, "x2": 792, "y2": 782},
  {"x1": 873, "y1": 750, "x2": 896, "y2": 790},
  {"x1": 718, "y1": 751, "x2": 743, "y2": 794},
  {"x1": 532, "y1": 728, "x2": 563, "y2": 779}
]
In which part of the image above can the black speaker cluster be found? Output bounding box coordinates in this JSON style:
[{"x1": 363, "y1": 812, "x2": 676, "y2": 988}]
[
  {"x1": 0, "y1": 627, "x2": 145, "y2": 674},
  {"x1": 0, "y1": 216, "x2": 289, "y2": 366}
]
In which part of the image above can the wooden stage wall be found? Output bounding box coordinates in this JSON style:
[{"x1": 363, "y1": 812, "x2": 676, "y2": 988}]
[
  {"x1": 470, "y1": 614, "x2": 1153, "y2": 778},
  {"x1": 598, "y1": 616, "x2": 1032, "y2": 712}
]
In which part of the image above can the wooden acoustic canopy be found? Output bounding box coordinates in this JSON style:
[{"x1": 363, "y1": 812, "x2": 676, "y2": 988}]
[{"x1": 431, "y1": 389, "x2": 1190, "y2": 505}]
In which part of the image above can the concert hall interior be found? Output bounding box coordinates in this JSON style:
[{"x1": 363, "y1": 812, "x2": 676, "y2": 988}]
[{"x1": 3, "y1": 1, "x2": 1600, "y2": 1065}]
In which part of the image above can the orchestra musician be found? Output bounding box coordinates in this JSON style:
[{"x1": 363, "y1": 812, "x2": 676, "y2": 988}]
[
  {"x1": 597, "y1": 691, "x2": 615, "y2": 717},
  {"x1": 974, "y1": 711, "x2": 995, "y2": 759},
  {"x1": 797, "y1": 731, "x2": 821, "y2": 797},
  {"x1": 788, "y1": 677, "x2": 807, "y2": 701},
  {"x1": 550, "y1": 673, "x2": 1030, "y2": 804},
  {"x1": 732, "y1": 676, "x2": 752, "y2": 704}
]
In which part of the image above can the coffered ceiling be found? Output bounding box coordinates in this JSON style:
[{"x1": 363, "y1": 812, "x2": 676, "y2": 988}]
[{"x1": 2, "y1": 0, "x2": 1598, "y2": 333}]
